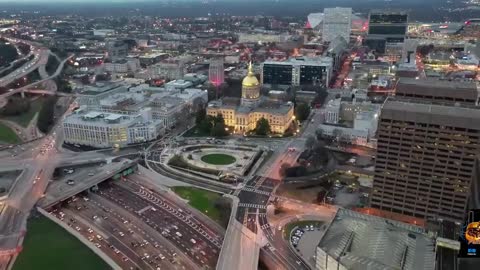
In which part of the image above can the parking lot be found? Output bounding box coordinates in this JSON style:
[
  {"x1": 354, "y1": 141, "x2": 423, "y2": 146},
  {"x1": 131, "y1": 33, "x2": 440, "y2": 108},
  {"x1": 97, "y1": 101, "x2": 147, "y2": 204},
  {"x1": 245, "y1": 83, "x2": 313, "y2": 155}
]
[{"x1": 288, "y1": 221, "x2": 327, "y2": 265}]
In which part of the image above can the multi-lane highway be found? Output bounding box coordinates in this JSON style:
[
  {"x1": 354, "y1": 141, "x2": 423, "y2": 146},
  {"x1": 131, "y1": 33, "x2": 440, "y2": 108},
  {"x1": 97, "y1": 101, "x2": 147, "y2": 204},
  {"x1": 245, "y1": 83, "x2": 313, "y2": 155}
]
[
  {"x1": 0, "y1": 48, "x2": 48, "y2": 88},
  {"x1": 45, "y1": 173, "x2": 229, "y2": 270}
]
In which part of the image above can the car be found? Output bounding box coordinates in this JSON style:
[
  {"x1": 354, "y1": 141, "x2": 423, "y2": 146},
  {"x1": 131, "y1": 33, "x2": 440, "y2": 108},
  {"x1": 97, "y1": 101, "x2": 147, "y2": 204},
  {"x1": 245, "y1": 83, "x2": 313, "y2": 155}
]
[
  {"x1": 119, "y1": 232, "x2": 125, "y2": 237},
  {"x1": 88, "y1": 172, "x2": 94, "y2": 176},
  {"x1": 190, "y1": 238, "x2": 196, "y2": 244},
  {"x1": 66, "y1": 179, "x2": 75, "y2": 185},
  {"x1": 159, "y1": 254, "x2": 165, "y2": 260},
  {"x1": 176, "y1": 232, "x2": 182, "y2": 237},
  {"x1": 95, "y1": 243, "x2": 102, "y2": 248},
  {"x1": 144, "y1": 253, "x2": 150, "y2": 259},
  {"x1": 114, "y1": 249, "x2": 120, "y2": 254}
]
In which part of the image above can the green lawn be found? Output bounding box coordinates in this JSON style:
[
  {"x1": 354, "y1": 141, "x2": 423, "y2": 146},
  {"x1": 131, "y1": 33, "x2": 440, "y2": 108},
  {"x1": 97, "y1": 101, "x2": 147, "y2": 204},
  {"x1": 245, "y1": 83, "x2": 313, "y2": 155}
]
[
  {"x1": 172, "y1": 186, "x2": 222, "y2": 222},
  {"x1": 3, "y1": 98, "x2": 44, "y2": 127},
  {"x1": 14, "y1": 216, "x2": 111, "y2": 270},
  {"x1": 182, "y1": 125, "x2": 211, "y2": 137},
  {"x1": 0, "y1": 123, "x2": 20, "y2": 144},
  {"x1": 201, "y1": 153, "x2": 236, "y2": 165},
  {"x1": 283, "y1": 220, "x2": 324, "y2": 240}
]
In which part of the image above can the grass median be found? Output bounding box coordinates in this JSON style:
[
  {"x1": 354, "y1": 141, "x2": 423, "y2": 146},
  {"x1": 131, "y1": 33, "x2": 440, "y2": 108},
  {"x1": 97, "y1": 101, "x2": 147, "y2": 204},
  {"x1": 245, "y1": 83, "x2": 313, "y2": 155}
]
[
  {"x1": 2, "y1": 97, "x2": 44, "y2": 127},
  {"x1": 0, "y1": 122, "x2": 20, "y2": 144},
  {"x1": 13, "y1": 216, "x2": 111, "y2": 270},
  {"x1": 172, "y1": 186, "x2": 224, "y2": 224}
]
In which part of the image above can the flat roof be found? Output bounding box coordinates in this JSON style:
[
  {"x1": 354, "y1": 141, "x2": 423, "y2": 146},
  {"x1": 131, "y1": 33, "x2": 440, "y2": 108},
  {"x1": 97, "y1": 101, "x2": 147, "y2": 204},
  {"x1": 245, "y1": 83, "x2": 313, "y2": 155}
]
[
  {"x1": 382, "y1": 98, "x2": 480, "y2": 128},
  {"x1": 318, "y1": 209, "x2": 436, "y2": 270},
  {"x1": 264, "y1": 56, "x2": 333, "y2": 66}
]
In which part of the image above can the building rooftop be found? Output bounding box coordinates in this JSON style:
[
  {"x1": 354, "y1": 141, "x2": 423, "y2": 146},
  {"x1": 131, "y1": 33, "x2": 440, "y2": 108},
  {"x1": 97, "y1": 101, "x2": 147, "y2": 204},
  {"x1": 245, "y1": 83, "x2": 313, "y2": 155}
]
[
  {"x1": 396, "y1": 77, "x2": 479, "y2": 97},
  {"x1": 78, "y1": 83, "x2": 127, "y2": 96},
  {"x1": 264, "y1": 56, "x2": 333, "y2": 66},
  {"x1": 318, "y1": 208, "x2": 436, "y2": 270},
  {"x1": 64, "y1": 110, "x2": 135, "y2": 126},
  {"x1": 382, "y1": 98, "x2": 480, "y2": 128}
]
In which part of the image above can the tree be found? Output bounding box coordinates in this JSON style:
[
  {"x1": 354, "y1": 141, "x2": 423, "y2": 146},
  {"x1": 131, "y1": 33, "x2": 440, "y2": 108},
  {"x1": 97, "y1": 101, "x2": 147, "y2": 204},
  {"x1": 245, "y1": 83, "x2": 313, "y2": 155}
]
[
  {"x1": 0, "y1": 43, "x2": 18, "y2": 66},
  {"x1": 55, "y1": 76, "x2": 72, "y2": 93},
  {"x1": 195, "y1": 108, "x2": 206, "y2": 125},
  {"x1": 305, "y1": 135, "x2": 316, "y2": 150},
  {"x1": 255, "y1": 117, "x2": 271, "y2": 136},
  {"x1": 37, "y1": 96, "x2": 57, "y2": 133},
  {"x1": 315, "y1": 129, "x2": 324, "y2": 140},
  {"x1": 1, "y1": 96, "x2": 30, "y2": 116},
  {"x1": 332, "y1": 128, "x2": 343, "y2": 141},
  {"x1": 210, "y1": 114, "x2": 228, "y2": 137},
  {"x1": 198, "y1": 115, "x2": 214, "y2": 134},
  {"x1": 295, "y1": 103, "x2": 311, "y2": 121}
]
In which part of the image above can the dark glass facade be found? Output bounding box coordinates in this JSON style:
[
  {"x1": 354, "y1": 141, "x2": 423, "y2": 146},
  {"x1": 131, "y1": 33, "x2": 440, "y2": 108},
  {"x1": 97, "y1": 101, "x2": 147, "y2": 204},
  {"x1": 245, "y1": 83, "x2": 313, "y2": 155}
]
[
  {"x1": 299, "y1": 65, "x2": 327, "y2": 86},
  {"x1": 262, "y1": 64, "x2": 292, "y2": 85},
  {"x1": 363, "y1": 38, "x2": 386, "y2": 54},
  {"x1": 369, "y1": 14, "x2": 408, "y2": 24},
  {"x1": 369, "y1": 25, "x2": 407, "y2": 35}
]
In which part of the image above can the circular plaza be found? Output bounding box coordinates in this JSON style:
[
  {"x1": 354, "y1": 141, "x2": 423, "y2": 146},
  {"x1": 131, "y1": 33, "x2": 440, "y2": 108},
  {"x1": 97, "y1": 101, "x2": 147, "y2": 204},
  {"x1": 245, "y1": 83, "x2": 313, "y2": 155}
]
[{"x1": 159, "y1": 141, "x2": 265, "y2": 183}]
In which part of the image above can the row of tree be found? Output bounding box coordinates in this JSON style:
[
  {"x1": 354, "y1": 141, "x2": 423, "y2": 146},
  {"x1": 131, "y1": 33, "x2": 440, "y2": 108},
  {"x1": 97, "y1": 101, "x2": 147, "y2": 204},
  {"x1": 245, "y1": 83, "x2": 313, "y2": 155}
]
[
  {"x1": 1, "y1": 96, "x2": 30, "y2": 116},
  {"x1": 0, "y1": 43, "x2": 18, "y2": 67},
  {"x1": 195, "y1": 109, "x2": 229, "y2": 137},
  {"x1": 37, "y1": 96, "x2": 57, "y2": 133}
]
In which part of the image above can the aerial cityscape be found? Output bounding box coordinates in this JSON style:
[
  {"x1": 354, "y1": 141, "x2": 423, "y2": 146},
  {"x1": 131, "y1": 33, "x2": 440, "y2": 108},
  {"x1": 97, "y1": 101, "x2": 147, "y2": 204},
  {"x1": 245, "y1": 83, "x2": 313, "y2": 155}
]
[{"x1": 0, "y1": 0, "x2": 479, "y2": 269}]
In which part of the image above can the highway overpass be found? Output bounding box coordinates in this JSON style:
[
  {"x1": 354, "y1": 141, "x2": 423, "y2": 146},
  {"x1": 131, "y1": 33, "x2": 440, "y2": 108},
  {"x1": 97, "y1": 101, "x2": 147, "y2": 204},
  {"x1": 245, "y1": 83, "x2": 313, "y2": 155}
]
[{"x1": 39, "y1": 159, "x2": 139, "y2": 209}]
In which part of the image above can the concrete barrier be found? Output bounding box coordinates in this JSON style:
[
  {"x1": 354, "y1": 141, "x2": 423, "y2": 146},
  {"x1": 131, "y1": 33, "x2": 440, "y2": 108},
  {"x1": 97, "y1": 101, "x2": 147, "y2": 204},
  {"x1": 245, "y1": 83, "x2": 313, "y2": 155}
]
[
  {"x1": 36, "y1": 207, "x2": 122, "y2": 270},
  {"x1": 216, "y1": 195, "x2": 239, "y2": 270}
]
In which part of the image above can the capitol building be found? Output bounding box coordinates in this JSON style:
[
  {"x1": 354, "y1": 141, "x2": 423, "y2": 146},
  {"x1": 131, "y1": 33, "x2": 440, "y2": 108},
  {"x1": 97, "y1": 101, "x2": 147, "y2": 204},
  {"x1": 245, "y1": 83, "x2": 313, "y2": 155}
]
[{"x1": 206, "y1": 63, "x2": 294, "y2": 134}]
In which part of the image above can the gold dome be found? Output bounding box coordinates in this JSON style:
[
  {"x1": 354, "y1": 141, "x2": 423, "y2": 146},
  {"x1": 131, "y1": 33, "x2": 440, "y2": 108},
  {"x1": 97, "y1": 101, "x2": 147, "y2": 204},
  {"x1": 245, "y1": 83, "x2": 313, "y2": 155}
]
[{"x1": 242, "y1": 62, "x2": 259, "y2": 87}]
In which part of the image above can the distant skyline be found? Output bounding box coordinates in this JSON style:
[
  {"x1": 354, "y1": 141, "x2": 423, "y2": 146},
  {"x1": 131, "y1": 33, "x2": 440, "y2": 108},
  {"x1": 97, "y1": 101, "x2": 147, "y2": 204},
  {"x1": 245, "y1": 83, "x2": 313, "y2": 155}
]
[{"x1": 0, "y1": 0, "x2": 471, "y2": 22}]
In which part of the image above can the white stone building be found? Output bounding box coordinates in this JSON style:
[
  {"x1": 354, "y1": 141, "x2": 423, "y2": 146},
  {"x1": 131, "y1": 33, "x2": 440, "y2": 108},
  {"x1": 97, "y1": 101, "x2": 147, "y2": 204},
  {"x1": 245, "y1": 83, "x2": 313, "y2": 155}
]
[{"x1": 62, "y1": 109, "x2": 164, "y2": 148}]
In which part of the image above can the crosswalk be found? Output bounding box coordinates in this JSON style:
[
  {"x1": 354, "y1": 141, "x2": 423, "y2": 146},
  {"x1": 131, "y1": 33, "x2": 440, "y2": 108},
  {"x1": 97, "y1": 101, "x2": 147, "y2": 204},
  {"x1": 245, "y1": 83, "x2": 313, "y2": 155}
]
[
  {"x1": 238, "y1": 203, "x2": 267, "y2": 209},
  {"x1": 260, "y1": 223, "x2": 270, "y2": 230},
  {"x1": 241, "y1": 186, "x2": 271, "y2": 196}
]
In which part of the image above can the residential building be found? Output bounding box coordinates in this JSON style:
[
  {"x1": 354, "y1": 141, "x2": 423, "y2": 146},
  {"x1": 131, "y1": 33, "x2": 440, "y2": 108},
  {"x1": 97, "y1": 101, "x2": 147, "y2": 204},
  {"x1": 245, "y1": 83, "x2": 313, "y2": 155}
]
[
  {"x1": 370, "y1": 98, "x2": 480, "y2": 223},
  {"x1": 107, "y1": 41, "x2": 128, "y2": 60},
  {"x1": 261, "y1": 57, "x2": 333, "y2": 87},
  {"x1": 322, "y1": 7, "x2": 352, "y2": 43},
  {"x1": 104, "y1": 58, "x2": 140, "y2": 73},
  {"x1": 148, "y1": 61, "x2": 186, "y2": 80},
  {"x1": 62, "y1": 109, "x2": 164, "y2": 148}
]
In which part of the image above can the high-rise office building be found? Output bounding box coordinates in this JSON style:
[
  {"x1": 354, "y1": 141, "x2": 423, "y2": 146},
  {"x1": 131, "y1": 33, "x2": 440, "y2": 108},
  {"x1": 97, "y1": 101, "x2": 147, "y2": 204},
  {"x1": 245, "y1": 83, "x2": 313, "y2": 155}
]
[
  {"x1": 322, "y1": 7, "x2": 352, "y2": 43},
  {"x1": 261, "y1": 57, "x2": 333, "y2": 87},
  {"x1": 208, "y1": 58, "x2": 224, "y2": 87},
  {"x1": 364, "y1": 10, "x2": 408, "y2": 62},
  {"x1": 370, "y1": 94, "x2": 480, "y2": 223}
]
